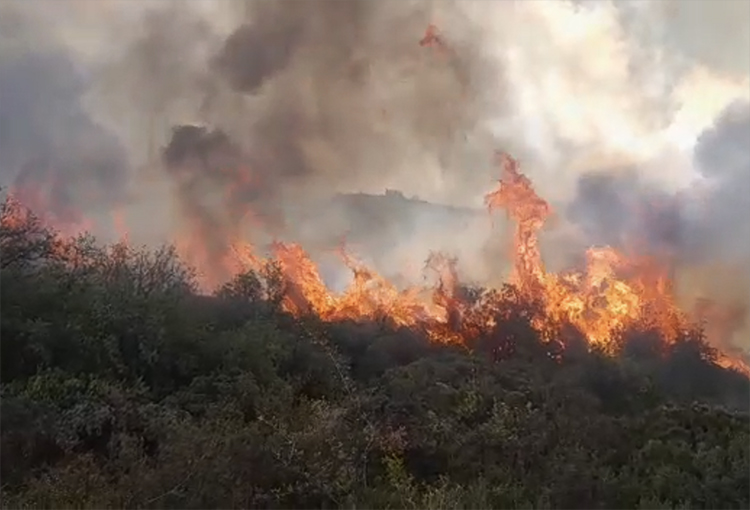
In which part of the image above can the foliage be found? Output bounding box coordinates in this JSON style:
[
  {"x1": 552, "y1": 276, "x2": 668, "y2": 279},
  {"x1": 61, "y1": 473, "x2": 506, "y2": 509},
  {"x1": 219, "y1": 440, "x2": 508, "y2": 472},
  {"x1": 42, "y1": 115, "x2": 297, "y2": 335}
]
[{"x1": 2, "y1": 199, "x2": 749, "y2": 509}]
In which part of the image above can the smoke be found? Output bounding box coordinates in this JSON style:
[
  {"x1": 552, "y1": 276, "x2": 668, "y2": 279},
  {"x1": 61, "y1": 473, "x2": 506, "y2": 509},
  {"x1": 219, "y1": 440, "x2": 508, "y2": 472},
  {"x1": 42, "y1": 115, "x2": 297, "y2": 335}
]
[
  {"x1": 147, "y1": 0, "x2": 508, "y2": 283},
  {"x1": 686, "y1": 101, "x2": 750, "y2": 354},
  {"x1": 561, "y1": 99, "x2": 750, "y2": 353},
  {"x1": 565, "y1": 169, "x2": 683, "y2": 256},
  {"x1": 0, "y1": 2, "x2": 129, "y2": 231},
  {"x1": 206, "y1": 2, "x2": 499, "y2": 197},
  {"x1": 1, "y1": 0, "x2": 748, "y2": 296},
  {"x1": 692, "y1": 101, "x2": 750, "y2": 260}
]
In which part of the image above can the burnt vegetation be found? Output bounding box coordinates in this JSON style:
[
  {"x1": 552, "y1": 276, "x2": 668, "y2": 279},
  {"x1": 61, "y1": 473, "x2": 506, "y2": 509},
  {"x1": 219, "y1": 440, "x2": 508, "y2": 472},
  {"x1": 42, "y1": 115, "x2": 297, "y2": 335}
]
[{"x1": 1, "y1": 197, "x2": 749, "y2": 510}]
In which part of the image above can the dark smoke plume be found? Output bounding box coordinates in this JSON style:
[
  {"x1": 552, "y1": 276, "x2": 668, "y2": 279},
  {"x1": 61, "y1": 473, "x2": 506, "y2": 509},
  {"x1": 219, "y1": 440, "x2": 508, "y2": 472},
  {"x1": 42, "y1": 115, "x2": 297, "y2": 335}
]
[
  {"x1": 162, "y1": 125, "x2": 247, "y2": 270},
  {"x1": 213, "y1": 4, "x2": 305, "y2": 94},
  {"x1": 155, "y1": 0, "x2": 504, "y2": 276},
  {"x1": 566, "y1": 101, "x2": 750, "y2": 264},
  {"x1": 564, "y1": 100, "x2": 750, "y2": 354},
  {"x1": 565, "y1": 168, "x2": 686, "y2": 266},
  {"x1": 0, "y1": 50, "x2": 129, "y2": 227},
  {"x1": 691, "y1": 100, "x2": 750, "y2": 262}
]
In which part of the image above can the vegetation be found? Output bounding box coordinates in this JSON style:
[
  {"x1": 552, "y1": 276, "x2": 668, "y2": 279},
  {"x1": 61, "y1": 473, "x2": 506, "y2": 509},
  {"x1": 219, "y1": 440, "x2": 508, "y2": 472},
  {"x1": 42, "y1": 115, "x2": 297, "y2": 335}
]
[{"x1": 2, "y1": 197, "x2": 749, "y2": 509}]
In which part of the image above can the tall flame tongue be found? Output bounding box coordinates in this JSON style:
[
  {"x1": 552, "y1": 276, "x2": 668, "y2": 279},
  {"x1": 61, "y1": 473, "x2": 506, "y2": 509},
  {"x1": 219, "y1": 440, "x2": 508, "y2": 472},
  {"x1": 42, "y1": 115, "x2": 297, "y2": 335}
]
[
  {"x1": 483, "y1": 152, "x2": 682, "y2": 351},
  {"x1": 268, "y1": 241, "x2": 465, "y2": 343},
  {"x1": 482, "y1": 153, "x2": 748, "y2": 376},
  {"x1": 216, "y1": 150, "x2": 747, "y2": 375},
  {"x1": 484, "y1": 152, "x2": 552, "y2": 293},
  {"x1": 6, "y1": 145, "x2": 748, "y2": 376}
]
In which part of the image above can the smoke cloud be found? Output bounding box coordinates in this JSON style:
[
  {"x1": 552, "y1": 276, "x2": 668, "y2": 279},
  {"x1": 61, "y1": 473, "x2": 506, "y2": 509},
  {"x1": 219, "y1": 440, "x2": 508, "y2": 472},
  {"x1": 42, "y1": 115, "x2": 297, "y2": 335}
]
[
  {"x1": 1, "y1": 0, "x2": 748, "y2": 332},
  {"x1": 148, "y1": 0, "x2": 508, "y2": 283},
  {"x1": 562, "y1": 99, "x2": 750, "y2": 353},
  {"x1": 692, "y1": 101, "x2": 750, "y2": 260},
  {"x1": 0, "y1": 3, "x2": 129, "y2": 231}
]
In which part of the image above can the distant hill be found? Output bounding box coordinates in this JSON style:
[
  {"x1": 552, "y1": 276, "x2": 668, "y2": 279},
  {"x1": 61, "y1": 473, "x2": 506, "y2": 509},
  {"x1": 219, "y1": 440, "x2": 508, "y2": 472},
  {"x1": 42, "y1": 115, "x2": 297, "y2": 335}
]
[{"x1": 286, "y1": 190, "x2": 487, "y2": 251}]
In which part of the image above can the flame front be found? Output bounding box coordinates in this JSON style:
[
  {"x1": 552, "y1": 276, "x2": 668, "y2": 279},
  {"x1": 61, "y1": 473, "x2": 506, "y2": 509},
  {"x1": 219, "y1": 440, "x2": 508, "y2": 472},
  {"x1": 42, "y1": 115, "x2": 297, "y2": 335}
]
[
  {"x1": 5, "y1": 148, "x2": 748, "y2": 376},
  {"x1": 168, "y1": 152, "x2": 742, "y2": 376}
]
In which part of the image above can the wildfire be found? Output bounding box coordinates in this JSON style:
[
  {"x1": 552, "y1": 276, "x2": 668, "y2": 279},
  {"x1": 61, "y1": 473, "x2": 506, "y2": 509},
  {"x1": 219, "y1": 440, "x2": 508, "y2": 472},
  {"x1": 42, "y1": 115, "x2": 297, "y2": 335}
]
[
  {"x1": 182, "y1": 151, "x2": 745, "y2": 375},
  {"x1": 4, "y1": 149, "x2": 749, "y2": 377},
  {"x1": 250, "y1": 152, "x2": 750, "y2": 375},
  {"x1": 268, "y1": 241, "x2": 466, "y2": 344},
  {"x1": 1, "y1": 19, "x2": 746, "y2": 375}
]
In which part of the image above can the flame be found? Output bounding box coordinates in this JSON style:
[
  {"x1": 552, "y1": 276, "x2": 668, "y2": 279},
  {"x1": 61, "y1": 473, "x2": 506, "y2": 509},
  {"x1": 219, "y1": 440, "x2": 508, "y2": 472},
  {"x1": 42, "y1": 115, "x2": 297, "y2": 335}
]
[
  {"x1": 419, "y1": 24, "x2": 443, "y2": 50},
  {"x1": 483, "y1": 152, "x2": 688, "y2": 352},
  {"x1": 2, "y1": 191, "x2": 89, "y2": 265},
  {"x1": 268, "y1": 241, "x2": 466, "y2": 343},
  {"x1": 1, "y1": 19, "x2": 744, "y2": 377},
  {"x1": 112, "y1": 208, "x2": 129, "y2": 243},
  {"x1": 213, "y1": 151, "x2": 746, "y2": 375},
  {"x1": 161, "y1": 148, "x2": 742, "y2": 376},
  {"x1": 7, "y1": 181, "x2": 94, "y2": 238},
  {"x1": 4, "y1": 148, "x2": 748, "y2": 377}
]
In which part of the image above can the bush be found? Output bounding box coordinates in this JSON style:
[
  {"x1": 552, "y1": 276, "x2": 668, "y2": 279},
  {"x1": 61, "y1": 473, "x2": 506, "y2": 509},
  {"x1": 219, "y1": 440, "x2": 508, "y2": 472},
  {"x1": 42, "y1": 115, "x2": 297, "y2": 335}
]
[{"x1": 2, "y1": 198, "x2": 749, "y2": 509}]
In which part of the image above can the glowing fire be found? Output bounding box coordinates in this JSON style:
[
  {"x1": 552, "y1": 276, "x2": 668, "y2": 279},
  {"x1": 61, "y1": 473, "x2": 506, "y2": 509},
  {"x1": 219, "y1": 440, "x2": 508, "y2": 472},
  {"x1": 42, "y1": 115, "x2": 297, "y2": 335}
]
[
  {"x1": 3, "y1": 149, "x2": 748, "y2": 377},
  {"x1": 252, "y1": 153, "x2": 680, "y2": 349},
  {"x1": 419, "y1": 23, "x2": 454, "y2": 58},
  {"x1": 0, "y1": 19, "x2": 746, "y2": 376},
  {"x1": 483, "y1": 152, "x2": 686, "y2": 351},
  {"x1": 268, "y1": 153, "x2": 750, "y2": 374},
  {"x1": 185, "y1": 151, "x2": 744, "y2": 375}
]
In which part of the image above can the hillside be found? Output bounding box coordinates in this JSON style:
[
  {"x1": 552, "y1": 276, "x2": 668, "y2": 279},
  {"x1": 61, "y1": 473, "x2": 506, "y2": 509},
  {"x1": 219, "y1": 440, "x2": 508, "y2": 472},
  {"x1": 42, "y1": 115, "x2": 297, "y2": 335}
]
[
  {"x1": 1, "y1": 195, "x2": 749, "y2": 510},
  {"x1": 283, "y1": 189, "x2": 486, "y2": 255}
]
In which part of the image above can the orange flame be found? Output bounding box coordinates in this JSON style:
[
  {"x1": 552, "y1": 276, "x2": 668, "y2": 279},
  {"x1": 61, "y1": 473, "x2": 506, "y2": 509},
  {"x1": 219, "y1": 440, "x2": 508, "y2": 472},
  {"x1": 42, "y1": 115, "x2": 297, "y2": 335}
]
[
  {"x1": 209, "y1": 151, "x2": 747, "y2": 376},
  {"x1": 4, "y1": 149, "x2": 748, "y2": 378}
]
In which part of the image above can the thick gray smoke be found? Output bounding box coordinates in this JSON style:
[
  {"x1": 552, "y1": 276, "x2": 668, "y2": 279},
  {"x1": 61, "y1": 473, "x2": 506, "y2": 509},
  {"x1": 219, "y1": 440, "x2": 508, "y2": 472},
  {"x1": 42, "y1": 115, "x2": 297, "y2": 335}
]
[
  {"x1": 566, "y1": 101, "x2": 750, "y2": 263},
  {"x1": 566, "y1": 169, "x2": 683, "y2": 258},
  {"x1": 161, "y1": 125, "x2": 249, "y2": 271},
  {"x1": 563, "y1": 100, "x2": 750, "y2": 353},
  {"x1": 1, "y1": 0, "x2": 507, "y2": 281},
  {"x1": 684, "y1": 102, "x2": 750, "y2": 354},
  {"x1": 0, "y1": 8, "x2": 129, "y2": 230},
  {"x1": 692, "y1": 101, "x2": 750, "y2": 261},
  {"x1": 148, "y1": 0, "x2": 507, "y2": 283}
]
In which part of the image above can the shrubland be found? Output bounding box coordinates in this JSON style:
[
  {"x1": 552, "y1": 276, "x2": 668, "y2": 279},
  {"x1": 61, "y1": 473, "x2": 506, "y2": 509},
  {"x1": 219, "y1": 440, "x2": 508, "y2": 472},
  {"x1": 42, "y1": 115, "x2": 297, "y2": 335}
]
[{"x1": 1, "y1": 197, "x2": 748, "y2": 509}]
